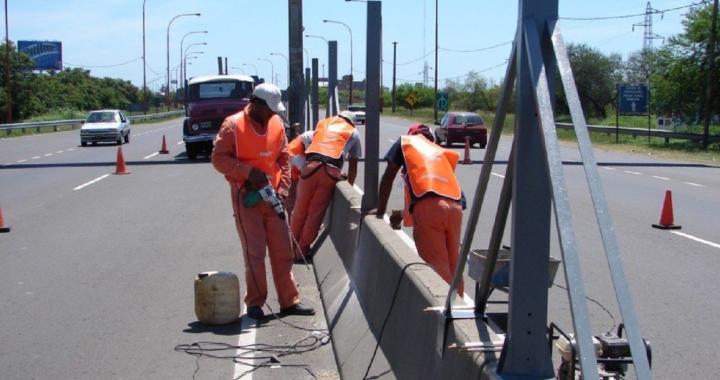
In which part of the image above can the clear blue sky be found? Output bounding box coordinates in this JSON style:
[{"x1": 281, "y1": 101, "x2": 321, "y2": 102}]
[{"x1": 5, "y1": 0, "x2": 700, "y2": 91}]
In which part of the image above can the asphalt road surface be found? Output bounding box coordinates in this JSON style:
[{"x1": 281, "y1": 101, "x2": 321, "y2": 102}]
[{"x1": 1, "y1": 115, "x2": 718, "y2": 380}]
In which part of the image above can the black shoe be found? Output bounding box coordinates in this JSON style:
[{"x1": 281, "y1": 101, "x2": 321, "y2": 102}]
[
  {"x1": 280, "y1": 303, "x2": 315, "y2": 316},
  {"x1": 246, "y1": 306, "x2": 264, "y2": 320}
]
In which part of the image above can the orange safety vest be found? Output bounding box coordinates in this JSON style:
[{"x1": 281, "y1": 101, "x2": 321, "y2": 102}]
[
  {"x1": 287, "y1": 135, "x2": 307, "y2": 180},
  {"x1": 306, "y1": 116, "x2": 354, "y2": 159},
  {"x1": 233, "y1": 109, "x2": 285, "y2": 189},
  {"x1": 400, "y1": 135, "x2": 461, "y2": 226}
]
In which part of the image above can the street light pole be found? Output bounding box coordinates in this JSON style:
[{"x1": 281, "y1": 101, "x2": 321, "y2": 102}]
[
  {"x1": 243, "y1": 63, "x2": 258, "y2": 76},
  {"x1": 142, "y1": 0, "x2": 149, "y2": 115},
  {"x1": 183, "y1": 42, "x2": 206, "y2": 83},
  {"x1": 230, "y1": 67, "x2": 245, "y2": 75},
  {"x1": 392, "y1": 42, "x2": 398, "y2": 113},
  {"x1": 258, "y1": 58, "x2": 274, "y2": 85},
  {"x1": 323, "y1": 19, "x2": 353, "y2": 105},
  {"x1": 167, "y1": 12, "x2": 200, "y2": 111},
  {"x1": 184, "y1": 51, "x2": 204, "y2": 84},
  {"x1": 179, "y1": 31, "x2": 207, "y2": 100},
  {"x1": 434, "y1": 0, "x2": 439, "y2": 122},
  {"x1": 270, "y1": 52, "x2": 289, "y2": 88}
]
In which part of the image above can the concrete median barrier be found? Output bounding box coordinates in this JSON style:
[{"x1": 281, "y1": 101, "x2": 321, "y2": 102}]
[{"x1": 312, "y1": 182, "x2": 497, "y2": 379}]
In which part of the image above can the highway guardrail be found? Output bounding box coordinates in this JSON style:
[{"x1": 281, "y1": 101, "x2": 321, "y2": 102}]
[
  {"x1": 0, "y1": 111, "x2": 184, "y2": 136},
  {"x1": 555, "y1": 122, "x2": 720, "y2": 143}
]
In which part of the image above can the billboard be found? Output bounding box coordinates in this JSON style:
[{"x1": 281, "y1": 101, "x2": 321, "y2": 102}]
[{"x1": 18, "y1": 40, "x2": 63, "y2": 71}]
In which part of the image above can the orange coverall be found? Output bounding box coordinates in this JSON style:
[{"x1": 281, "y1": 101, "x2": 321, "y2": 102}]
[{"x1": 211, "y1": 111, "x2": 300, "y2": 310}]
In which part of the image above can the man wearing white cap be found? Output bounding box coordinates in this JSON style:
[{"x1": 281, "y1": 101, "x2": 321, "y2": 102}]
[
  {"x1": 290, "y1": 110, "x2": 362, "y2": 261},
  {"x1": 212, "y1": 83, "x2": 315, "y2": 320}
]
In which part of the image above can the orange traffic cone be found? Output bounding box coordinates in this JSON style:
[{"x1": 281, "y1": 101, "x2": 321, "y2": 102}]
[
  {"x1": 652, "y1": 190, "x2": 681, "y2": 230},
  {"x1": 113, "y1": 146, "x2": 131, "y2": 175},
  {"x1": 0, "y1": 205, "x2": 10, "y2": 233},
  {"x1": 159, "y1": 135, "x2": 170, "y2": 154},
  {"x1": 460, "y1": 136, "x2": 472, "y2": 164}
]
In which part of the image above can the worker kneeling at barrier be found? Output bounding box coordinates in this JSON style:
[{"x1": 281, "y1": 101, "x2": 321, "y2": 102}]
[
  {"x1": 290, "y1": 110, "x2": 362, "y2": 260},
  {"x1": 368, "y1": 124, "x2": 466, "y2": 295},
  {"x1": 211, "y1": 83, "x2": 315, "y2": 320}
]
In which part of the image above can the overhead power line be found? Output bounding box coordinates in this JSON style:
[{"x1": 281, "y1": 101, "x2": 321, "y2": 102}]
[
  {"x1": 63, "y1": 57, "x2": 143, "y2": 69},
  {"x1": 561, "y1": 1, "x2": 707, "y2": 21}
]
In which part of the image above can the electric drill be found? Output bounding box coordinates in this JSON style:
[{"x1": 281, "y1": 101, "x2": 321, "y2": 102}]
[{"x1": 258, "y1": 184, "x2": 286, "y2": 220}]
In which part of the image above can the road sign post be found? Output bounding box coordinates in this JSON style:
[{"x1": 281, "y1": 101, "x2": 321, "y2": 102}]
[
  {"x1": 406, "y1": 93, "x2": 417, "y2": 116},
  {"x1": 617, "y1": 83, "x2": 649, "y2": 143},
  {"x1": 436, "y1": 92, "x2": 448, "y2": 112}
]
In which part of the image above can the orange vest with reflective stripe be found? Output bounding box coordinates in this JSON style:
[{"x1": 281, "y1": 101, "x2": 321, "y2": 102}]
[
  {"x1": 233, "y1": 109, "x2": 285, "y2": 189},
  {"x1": 400, "y1": 135, "x2": 461, "y2": 226},
  {"x1": 306, "y1": 116, "x2": 354, "y2": 159},
  {"x1": 288, "y1": 135, "x2": 307, "y2": 180}
]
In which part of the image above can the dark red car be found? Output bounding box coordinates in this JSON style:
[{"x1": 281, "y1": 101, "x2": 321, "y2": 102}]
[{"x1": 434, "y1": 111, "x2": 488, "y2": 148}]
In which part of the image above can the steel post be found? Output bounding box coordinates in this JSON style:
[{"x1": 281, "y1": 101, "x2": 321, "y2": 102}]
[{"x1": 360, "y1": 1, "x2": 381, "y2": 213}]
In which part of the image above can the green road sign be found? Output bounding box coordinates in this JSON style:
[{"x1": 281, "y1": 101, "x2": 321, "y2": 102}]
[{"x1": 436, "y1": 92, "x2": 448, "y2": 111}]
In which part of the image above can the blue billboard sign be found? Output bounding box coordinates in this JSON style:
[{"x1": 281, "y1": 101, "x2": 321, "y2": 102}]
[
  {"x1": 18, "y1": 40, "x2": 63, "y2": 71},
  {"x1": 618, "y1": 83, "x2": 648, "y2": 116}
]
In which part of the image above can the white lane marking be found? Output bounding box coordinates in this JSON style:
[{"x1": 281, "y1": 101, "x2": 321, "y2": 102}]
[
  {"x1": 602, "y1": 166, "x2": 616, "y2": 170},
  {"x1": 68, "y1": 148, "x2": 75, "y2": 151},
  {"x1": 32, "y1": 156, "x2": 41, "y2": 159},
  {"x1": 177, "y1": 141, "x2": 184, "y2": 145},
  {"x1": 491, "y1": 172, "x2": 505, "y2": 179},
  {"x1": 625, "y1": 170, "x2": 641, "y2": 175},
  {"x1": 683, "y1": 182, "x2": 704, "y2": 187},
  {"x1": 233, "y1": 305, "x2": 256, "y2": 380},
  {"x1": 44, "y1": 154, "x2": 53, "y2": 157},
  {"x1": 652, "y1": 176, "x2": 670, "y2": 181},
  {"x1": 500, "y1": 147, "x2": 508, "y2": 150},
  {"x1": 144, "y1": 152, "x2": 159, "y2": 160},
  {"x1": 56, "y1": 151, "x2": 64, "y2": 154},
  {"x1": 74, "y1": 174, "x2": 110, "y2": 190},
  {"x1": 389, "y1": 139, "x2": 396, "y2": 143},
  {"x1": 17, "y1": 159, "x2": 27, "y2": 163},
  {"x1": 671, "y1": 231, "x2": 720, "y2": 249},
  {"x1": 3, "y1": 163, "x2": 12, "y2": 166}
]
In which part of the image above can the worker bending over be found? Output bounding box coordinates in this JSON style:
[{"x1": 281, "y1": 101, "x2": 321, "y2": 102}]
[
  {"x1": 290, "y1": 111, "x2": 362, "y2": 260},
  {"x1": 211, "y1": 83, "x2": 315, "y2": 320},
  {"x1": 286, "y1": 130, "x2": 314, "y2": 219},
  {"x1": 368, "y1": 124, "x2": 465, "y2": 295}
]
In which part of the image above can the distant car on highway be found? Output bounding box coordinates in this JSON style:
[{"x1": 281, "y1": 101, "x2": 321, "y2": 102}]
[
  {"x1": 434, "y1": 111, "x2": 487, "y2": 148},
  {"x1": 346, "y1": 105, "x2": 366, "y2": 125},
  {"x1": 80, "y1": 110, "x2": 131, "y2": 146},
  {"x1": 183, "y1": 75, "x2": 255, "y2": 159}
]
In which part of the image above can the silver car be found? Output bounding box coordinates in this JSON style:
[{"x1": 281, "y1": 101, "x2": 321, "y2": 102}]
[
  {"x1": 80, "y1": 110, "x2": 131, "y2": 146},
  {"x1": 346, "y1": 106, "x2": 366, "y2": 125}
]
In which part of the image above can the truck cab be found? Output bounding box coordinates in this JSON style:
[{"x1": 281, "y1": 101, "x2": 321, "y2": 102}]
[{"x1": 183, "y1": 75, "x2": 255, "y2": 159}]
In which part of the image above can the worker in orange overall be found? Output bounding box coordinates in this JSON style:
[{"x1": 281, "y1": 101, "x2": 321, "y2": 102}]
[
  {"x1": 211, "y1": 83, "x2": 315, "y2": 320},
  {"x1": 290, "y1": 110, "x2": 362, "y2": 260},
  {"x1": 368, "y1": 124, "x2": 466, "y2": 295},
  {"x1": 286, "y1": 130, "x2": 314, "y2": 219}
]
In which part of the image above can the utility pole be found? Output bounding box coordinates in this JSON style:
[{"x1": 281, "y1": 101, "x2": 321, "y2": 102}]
[
  {"x1": 5, "y1": 0, "x2": 11, "y2": 123},
  {"x1": 392, "y1": 42, "x2": 397, "y2": 113},
  {"x1": 289, "y1": 0, "x2": 305, "y2": 128},
  {"x1": 703, "y1": 0, "x2": 718, "y2": 149}
]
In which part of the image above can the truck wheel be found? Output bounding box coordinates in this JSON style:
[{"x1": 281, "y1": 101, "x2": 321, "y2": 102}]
[{"x1": 186, "y1": 143, "x2": 197, "y2": 160}]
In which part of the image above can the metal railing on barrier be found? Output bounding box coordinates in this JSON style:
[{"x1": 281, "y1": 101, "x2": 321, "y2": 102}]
[
  {"x1": 555, "y1": 122, "x2": 720, "y2": 143},
  {"x1": 0, "y1": 111, "x2": 184, "y2": 136}
]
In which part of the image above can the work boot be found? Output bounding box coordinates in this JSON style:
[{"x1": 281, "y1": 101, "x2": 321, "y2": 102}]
[
  {"x1": 246, "y1": 306, "x2": 264, "y2": 320},
  {"x1": 280, "y1": 303, "x2": 315, "y2": 316}
]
